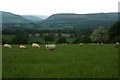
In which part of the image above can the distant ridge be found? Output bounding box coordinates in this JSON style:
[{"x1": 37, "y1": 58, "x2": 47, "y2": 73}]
[
  {"x1": 0, "y1": 11, "x2": 32, "y2": 24},
  {"x1": 1, "y1": 11, "x2": 118, "y2": 30},
  {"x1": 42, "y1": 12, "x2": 118, "y2": 23}
]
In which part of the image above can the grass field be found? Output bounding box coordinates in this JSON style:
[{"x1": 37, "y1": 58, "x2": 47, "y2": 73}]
[
  {"x1": 2, "y1": 44, "x2": 118, "y2": 78},
  {"x1": 2, "y1": 35, "x2": 76, "y2": 43}
]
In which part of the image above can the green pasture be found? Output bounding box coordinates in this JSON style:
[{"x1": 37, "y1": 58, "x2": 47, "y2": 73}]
[{"x1": 2, "y1": 44, "x2": 118, "y2": 78}]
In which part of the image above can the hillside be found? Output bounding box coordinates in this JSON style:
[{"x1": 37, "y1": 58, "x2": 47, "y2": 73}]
[
  {"x1": 22, "y1": 15, "x2": 42, "y2": 22},
  {"x1": 42, "y1": 13, "x2": 117, "y2": 23},
  {"x1": 0, "y1": 11, "x2": 32, "y2": 24},
  {"x1": 40, "y1": 13, "x2": 118, "y2": 29}
]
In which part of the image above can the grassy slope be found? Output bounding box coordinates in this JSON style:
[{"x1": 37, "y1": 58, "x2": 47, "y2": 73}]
[{"x1": 2, "y1": 44, "x2": 118, "y2": 78}]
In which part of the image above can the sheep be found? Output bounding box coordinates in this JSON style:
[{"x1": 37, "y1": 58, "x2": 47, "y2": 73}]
[
  {"x1": 19, "y1": 45, "x2": 27, "y2": 49},
  {"x1": 79, "y1": 43, "x2": 83, "y2": 45},
  {"x1": 4, "y1": 44, "x2": 11, "y2": 48},
  {"x1": 115, "y1": 42, "x2": 119, "y2": 48},
  {"x1": 32, "y1": 43, "x2": 40, "y2": 48},
  {"x1": 101, "y1": 43, "x2": 103, "y2": 44},
  {"x1": 46, "y1": 45, "x2": 48, "y2": 48},
  {"x1": 116, "y1": 42, "x2": 119, "y2": 45},
  {"x1": 46, "y1": 44, "x2": 56, "y2": 50},
  {"x1": 93, "y1": 43, "x2": 96, "y2": 44}
]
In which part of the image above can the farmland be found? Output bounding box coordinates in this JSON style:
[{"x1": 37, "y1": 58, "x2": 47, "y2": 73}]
[{"x1": 2, "y1": 44, "x2": 118, "y2": 78}]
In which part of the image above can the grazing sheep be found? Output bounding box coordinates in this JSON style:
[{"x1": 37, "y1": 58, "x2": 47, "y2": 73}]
[
  {"x1": 79, "y1": 43, "x2": 83, "y2": 45},
  {"x1": 116, "y1": 42, "x2": 119, "y2": 45},
  {"x1": 32, "y1": 43, "x2": 40, "y2": 48},
  {"x1": 63, "y1": 43, "x2": 67, "y2": 44},
  {"x1": 46, "y1": 44, "x2": 56, "y2": 50},
  {"x1": 4, "y1": 44, "x2": 11, "y2": 48},
  {"x1": 20, "y1": 45, "x2": 27, "y2": 49},
  {"x1": 93, "y1": 43, "x2": 96, "y2": 44},
  {"x1": 101, "y1": 43, "x2": 103, "y2": 44}
]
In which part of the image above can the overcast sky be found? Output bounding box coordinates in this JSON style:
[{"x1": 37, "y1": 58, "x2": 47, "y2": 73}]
[{"x1": 0, "y1": 0, "x2": 119, "y2": 16}]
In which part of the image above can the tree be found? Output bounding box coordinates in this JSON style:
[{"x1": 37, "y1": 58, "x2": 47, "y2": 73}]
[
  {"x1": 2, "y1": 39, "x2": 11, "y2": 44},
  {"x1": 90, "y1": 26, "x2": 108, "y2": 43},
  {"x1": 12, "y1": 35, "x2": 28, "y2": 44},
  {"x1": 43, "y1": 34, "x2": 55, "y2": 43},
  {"x1": 79, "y1": 36, "x2": 91, "y2": 43},
  {"x1": 73, "y1": 37, "x2": 80, "y2": 44},
  {"x1": 108, "y1": 21, "x2": 120, "y2": 42},
  {"x1": 73, "y1": 36, "x2": 91, "y2": 44},
  {"x1": 56, "y1": 37, "x2": 68, "y2": 44},
  {"x1": 58, "y1": 33, "x2": 62, "y2": 37}
]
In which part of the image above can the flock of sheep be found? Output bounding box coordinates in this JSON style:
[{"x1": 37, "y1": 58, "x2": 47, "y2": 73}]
[
  {"x1": 3, "y1": 43, "x2": 56, "y2": 50},
  {"x1": 3, "y1": 42, "x2": 119, "y2": 50}
]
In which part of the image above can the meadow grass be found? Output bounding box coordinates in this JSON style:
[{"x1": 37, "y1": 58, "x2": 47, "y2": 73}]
[{"x1": 2, "y1": 44, "x2": 118, "y2": 78}]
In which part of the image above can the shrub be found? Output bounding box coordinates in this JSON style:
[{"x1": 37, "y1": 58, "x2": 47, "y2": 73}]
[
  {"x1": 56, "y1": 37, "x2": 68, "y2": 44},
  {"x1": 108, "y1": 21, "x2": 120, "y2": 43},
  {"x1": 43, "y1": 34, "x2": 55, "y2": 43},
  {"x1": 90, "y1": 26, "x2": 109, "y2": 43},
  {"x1": 12, "y1": 35, "x2": 28, "y2": 44}
]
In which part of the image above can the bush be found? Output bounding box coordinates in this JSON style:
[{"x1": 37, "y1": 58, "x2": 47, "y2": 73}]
[
  {"x1": 43, "y1": 34, "x2": 55, "y2": 43},
  {"x1": 73, "y1": 36, "x2": 91, "y2": 44},
  {"x1": 90, "y1": 26, "x2": 109, "y2": 43},
  {"x1": 108, "y1": 21, "x2": 120, "y2": 43},
  {"x1": 56, "y1": 37, "x2": 68, "y2": 44},
  {"x1": 2, "y1": 39, "x2": 11, "y2": 44},
  {"x1": 73, "y1": 37, "x2": 80, "y2": 44},
  {"x1": 12, "y1": 35, "x2": 28, "y2": 44}
]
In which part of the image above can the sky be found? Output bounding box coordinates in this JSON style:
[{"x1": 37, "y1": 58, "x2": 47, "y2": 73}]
[{"x1": 0, "y1": 0, "x2": 119, "y2": 16}]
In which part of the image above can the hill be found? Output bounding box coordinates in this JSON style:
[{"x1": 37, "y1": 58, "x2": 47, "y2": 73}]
[
  {"x1": 1, "y1": 12, "x2": 118, "y2": 35},
  {"x1": 0, "y1": 11, "x2": 32, "y2": 24},
  {"x1": 42, "y1": 13, "x2": 117, "y2": 23}
]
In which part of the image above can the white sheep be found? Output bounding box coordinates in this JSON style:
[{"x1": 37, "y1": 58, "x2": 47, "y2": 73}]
[
  {"x1": 32, "y1": 43, "x2": 40, "y2": 48},
  {"x1": 116, "y1": 42, "x2": 119, "y2": 45},
  {"x1": 4, "y1": 44, "x2": 11, "y2": 48},
  {"x1": 79, "y1": 43, "x2": 83, "y2": 45},
  {"x1": 20, "y1": 45, "x2": 27, "y2": 49},
  {"x1": 93, "y1": 43, "x2": 96, "y2": 44},
  {"x1": 46, "y1": 44, "x2": 56, "y2": 50},
  {"x1": 46, "y1": 45, "x2": 48, "y2": 48},
  {"x1": 101, "y1": 43, "x2": 103, "y2": 44}
]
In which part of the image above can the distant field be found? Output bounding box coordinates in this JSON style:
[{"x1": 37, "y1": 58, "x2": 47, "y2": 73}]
[
  {"x1": 2, "y1": 35, "x2": 15, "y2": 41},
  {"x1": 28, "y1": 37, "x2": 45, "y2": 43},
  {"x1": 2, "y1": 44, "x2": 118, "y2": 78},
  {"x1": 2, "y1": 35, "x2": 76, "y2": 43}
]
